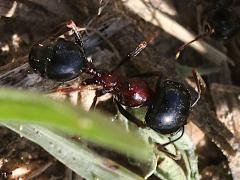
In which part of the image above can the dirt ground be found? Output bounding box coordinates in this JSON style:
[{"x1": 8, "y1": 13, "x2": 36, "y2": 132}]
[{"x1": 0, "y1": 0, "x2": 240, "y2": 179}]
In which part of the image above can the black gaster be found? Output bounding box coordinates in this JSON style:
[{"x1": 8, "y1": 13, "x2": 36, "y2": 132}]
[
  {"x1": 206, "y1": 8, "x2": 240, "y2": 40},
  {"x1": 145, "y1": 80, "x2": 191, "y2": 134},
  {"x1": 46, "y1": 38, "x2": 86, "y2": 81}
]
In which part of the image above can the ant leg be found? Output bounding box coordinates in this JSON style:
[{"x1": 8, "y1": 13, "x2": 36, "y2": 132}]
[
  {"x1": 47, "y1": 22, "x2": 72, "y2": 40},
  {"x1": 161, "y1": 126, "x2": 185, "y2": 147},
  {"x1": 56, "y1": 78, "x2": 98, "y2": 93},
  {"x1": 37, "y1": 21, "x2": 72, "y2": 46},
  {"x1": 115, "y1": 100, "x2": 146, "y2": 128},
  {"x1": 66, "y1": 20, "x2": 88, "y2": 60},
  {"x1": 156, "y1": 145, "x2": 181, "y2": 160},
  {"x1": 111, "y1": 41, "x2": 147, "y2": 72},
  {"x1": 56, "y1": 86, "x2": 83, "y2": 93},
  {"x1": 191, "y1": 69, "x2": 206, "y2": 107},
  {"x1": 155, "y1": 127, "x2": 185, "y2": 160},
  {"x1": 90, "y1": 89, "x2": 107, "y2": 110},
  {"x1": 56, "y1": 85, "x2": 98, "y2": 94}
]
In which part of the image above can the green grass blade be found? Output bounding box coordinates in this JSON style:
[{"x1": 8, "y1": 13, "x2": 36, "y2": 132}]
[
  {"x1": 0, "y1": 88, "x2": 151, "y2": 161},
  {"x1": 3, "y1": 123, "x2": 143, "y2": 180}
]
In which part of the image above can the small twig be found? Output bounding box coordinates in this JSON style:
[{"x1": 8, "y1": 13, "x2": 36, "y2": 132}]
[
  {"x1": 98, "y1": 0, "x2": 111, "y2": 16},
  {"x1": 27, "y1": 161, "x2": 53, "y2": 179}
]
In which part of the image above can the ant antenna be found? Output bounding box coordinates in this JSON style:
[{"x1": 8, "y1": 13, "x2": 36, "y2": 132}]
[
  {"x1": 111, "y1": 41, "x2": 147, "y2": 73},
  {"x1": 176, "y1": 27, "x2": 214, "y2": 59},
  {"x1": 67, "y1": 20, "x2": 88, "y2": 61},
  {"x1": 66, "y1": 20, "x2": 98, "y2": 75},
  {"x1": 111, "y1": 32, "x2": 159, "y2": 73},
  {"x1": 98, "y1": 0, "x2": 110, "y2": 16},
  {"x1": 191, "y1": 69, "x2": 206, "y2": 107}
]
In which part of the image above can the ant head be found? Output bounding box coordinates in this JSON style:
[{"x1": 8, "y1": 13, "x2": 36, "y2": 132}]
[
  {"x1": 29, "y1": 20, "x2": 95, "y2": 82},
  {"x1": 29, "y1": 38, "x2": 87, "y2": 81},
  {"x1": 204, "y1": 8, "x2": 240, "y2": 40},
  {"x1": 47, "y1": 38, "x2": 87, "y2": 81}
]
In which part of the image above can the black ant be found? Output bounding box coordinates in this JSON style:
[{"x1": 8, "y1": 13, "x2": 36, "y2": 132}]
[
  {"x1": 176, "y1": 0, "x2": 240, "y2": 57},
  {"x1": 29, "y1": 20, "x2": 205, "y2": 152}
]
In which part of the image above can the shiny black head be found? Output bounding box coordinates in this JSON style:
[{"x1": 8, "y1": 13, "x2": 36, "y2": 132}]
[
  {"x1": 205, "y1": 8, "x2": 240, "y2": 40},
  {"x1": 29, "y1": 38, "x2": 86, "y2": 81},
  {"x1": 145, "y1": 80, "x2": 191, "y2": 134}
]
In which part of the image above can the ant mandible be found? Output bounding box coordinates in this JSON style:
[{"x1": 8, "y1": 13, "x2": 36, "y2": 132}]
[
  {"x1": 29, "y1": 20, "x2": 204, "y2": 147},
  {"x1": 176, "y1": 0, "x2": 240, "y2": 57}
]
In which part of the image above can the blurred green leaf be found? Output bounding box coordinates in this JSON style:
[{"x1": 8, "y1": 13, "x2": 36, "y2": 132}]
[
  {"x1": 154, "y1": 154, "x2": 187, "y2": 180},
  {"x1": 0, "y1": 88, "x2": 151, "y2": 161},
  {"x1": 3, "y1": 123, "x2": 143, "y2": 180},
  {"x1": 174, "y1": 133, "x2": 200, "y2": 180}
]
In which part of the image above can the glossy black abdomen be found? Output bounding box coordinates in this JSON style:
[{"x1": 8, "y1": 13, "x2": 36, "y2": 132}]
[{"x1": 145, "y1": 80, "x2": 191, "y2": 134}]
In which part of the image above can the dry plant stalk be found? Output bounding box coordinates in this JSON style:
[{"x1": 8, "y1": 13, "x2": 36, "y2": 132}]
[{"x1": 122, "y1": 0, "x2": 234, "y2": 65}]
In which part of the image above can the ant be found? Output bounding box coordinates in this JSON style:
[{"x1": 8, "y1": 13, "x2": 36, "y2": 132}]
[
  {"x1": 176, "y1": 0, "x2": 240, "y2": 57},
  {"x1": 29, "y1": 20, "x2": 205, "y2": 152}
]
